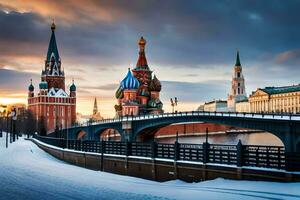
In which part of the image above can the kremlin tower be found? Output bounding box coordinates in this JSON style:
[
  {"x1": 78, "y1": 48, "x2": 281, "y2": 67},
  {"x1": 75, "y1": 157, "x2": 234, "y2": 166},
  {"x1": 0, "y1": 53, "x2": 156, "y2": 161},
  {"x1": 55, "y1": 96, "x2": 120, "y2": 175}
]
[
  {"x1": 27, "y1": 22, "x2": 76, "y2": 134},
  {"x1": 115, "y1": 37, "x2": 163, "y2": 116},
  {"x1": 227, "y1": 50, "x2": 247, "y2": 111}
]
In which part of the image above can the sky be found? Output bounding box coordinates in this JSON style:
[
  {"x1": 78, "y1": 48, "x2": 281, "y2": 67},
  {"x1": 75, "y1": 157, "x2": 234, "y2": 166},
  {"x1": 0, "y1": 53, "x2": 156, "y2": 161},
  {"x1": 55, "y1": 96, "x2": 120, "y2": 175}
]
[{"x1": 0, "y1": 0, "x2": 300, "y2": 117}]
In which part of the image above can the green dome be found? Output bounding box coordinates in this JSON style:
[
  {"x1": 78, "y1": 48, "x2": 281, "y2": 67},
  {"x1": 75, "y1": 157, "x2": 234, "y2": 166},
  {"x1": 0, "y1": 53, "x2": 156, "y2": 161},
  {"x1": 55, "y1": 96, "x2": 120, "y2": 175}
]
[
  {"x1": 70, "y1": 83, "x2": 76, "y2": 91},
  {"x1": 28, "y1": 82, "x2": 34, "y2": 91},
  {"x1": 39, "y1": 81, "x2": 48, "y2": 90}
]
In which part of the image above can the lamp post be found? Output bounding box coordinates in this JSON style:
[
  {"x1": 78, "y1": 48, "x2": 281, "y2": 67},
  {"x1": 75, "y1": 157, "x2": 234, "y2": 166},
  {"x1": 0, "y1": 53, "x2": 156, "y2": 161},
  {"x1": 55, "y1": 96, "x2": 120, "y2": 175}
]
[
  {"x1": 170, "y1": 97, "x2": 178, "y2": 113},
  {"x1": 205, "y1": 127, "x2": 209, "y2": 144},
  {"x1": 6, "y1": 111, "x2": 10, "y2": 148},
  {"x1": 0, "y1": 106, "x2": 6, "y2": 137},
  {"x1": 11, "y1": 108, "x2": 17, "y2": 142}
]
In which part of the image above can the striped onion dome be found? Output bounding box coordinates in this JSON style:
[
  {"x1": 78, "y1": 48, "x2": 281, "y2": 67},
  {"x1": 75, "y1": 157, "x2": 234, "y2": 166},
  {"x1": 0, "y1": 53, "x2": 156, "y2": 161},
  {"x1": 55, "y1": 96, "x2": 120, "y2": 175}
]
[
  {"x1": 121, "y1": 68, "x2": 140, "y2": 90},
  {"x1": 149, "y1": 75, "x2": 161, "y2": 92},
  {"x1": 115, "y1": 85, "x2": 123, "y2": 99}
]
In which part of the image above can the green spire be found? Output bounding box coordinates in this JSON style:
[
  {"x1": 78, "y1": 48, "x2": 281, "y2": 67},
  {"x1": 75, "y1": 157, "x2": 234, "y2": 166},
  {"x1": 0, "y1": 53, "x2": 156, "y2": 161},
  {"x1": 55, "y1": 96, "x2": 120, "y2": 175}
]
[
  {"x1": 235, "y1": 50, "x2": 241, "y2": 66},
  {"x1": 46, "y1": 21, "x2": 60, "y2": 63}
]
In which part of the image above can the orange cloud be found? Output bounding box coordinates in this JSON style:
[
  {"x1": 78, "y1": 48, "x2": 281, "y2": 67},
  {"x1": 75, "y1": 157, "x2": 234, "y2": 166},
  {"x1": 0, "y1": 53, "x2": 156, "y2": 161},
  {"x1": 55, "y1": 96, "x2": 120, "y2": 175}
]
[
  {"x1": 0, "y1": 0, "x2": 127, "y2": 24},
  {"x1": 274, "y1": 49, "x2": 300, "y2": 64}
]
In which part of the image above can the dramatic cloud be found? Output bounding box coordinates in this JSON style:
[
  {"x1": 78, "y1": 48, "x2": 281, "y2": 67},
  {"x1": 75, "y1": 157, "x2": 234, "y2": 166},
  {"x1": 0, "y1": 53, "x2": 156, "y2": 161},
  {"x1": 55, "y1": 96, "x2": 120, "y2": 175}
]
[{"x1": 0, "y1": 0, "x2": 300, "y2": 116}]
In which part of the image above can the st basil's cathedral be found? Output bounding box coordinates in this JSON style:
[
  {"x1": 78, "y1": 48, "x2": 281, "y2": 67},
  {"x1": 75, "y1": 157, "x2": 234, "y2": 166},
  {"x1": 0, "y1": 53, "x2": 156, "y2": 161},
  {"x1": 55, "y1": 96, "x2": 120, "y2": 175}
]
[
  {"x1": 27, "y1": 22, "x2": 76, "y2": 134},
  {"x1": 115, "y1": 37, "x2": 163, "y2": 116}
]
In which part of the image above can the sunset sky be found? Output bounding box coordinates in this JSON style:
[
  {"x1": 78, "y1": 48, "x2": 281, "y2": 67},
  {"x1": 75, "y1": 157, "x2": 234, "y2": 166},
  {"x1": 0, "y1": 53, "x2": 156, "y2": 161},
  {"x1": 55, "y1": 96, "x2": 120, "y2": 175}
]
[{"x1": 0, "y1": 0, "x2": 300, "y2": 117}]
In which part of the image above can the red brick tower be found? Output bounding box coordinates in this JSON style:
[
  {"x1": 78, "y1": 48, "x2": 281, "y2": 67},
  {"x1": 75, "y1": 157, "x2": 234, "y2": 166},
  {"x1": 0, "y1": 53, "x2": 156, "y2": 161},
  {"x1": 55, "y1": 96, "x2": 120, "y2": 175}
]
[{"x1": 27, "y1": 22, "x2": 76, "y2": 134}]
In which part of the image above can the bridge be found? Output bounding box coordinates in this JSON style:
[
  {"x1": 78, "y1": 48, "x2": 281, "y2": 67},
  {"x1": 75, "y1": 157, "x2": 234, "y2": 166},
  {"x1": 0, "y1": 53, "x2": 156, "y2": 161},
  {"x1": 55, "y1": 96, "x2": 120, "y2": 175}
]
[{"x1": 52, "y1": 111, "x2": 300, "y2": 171}]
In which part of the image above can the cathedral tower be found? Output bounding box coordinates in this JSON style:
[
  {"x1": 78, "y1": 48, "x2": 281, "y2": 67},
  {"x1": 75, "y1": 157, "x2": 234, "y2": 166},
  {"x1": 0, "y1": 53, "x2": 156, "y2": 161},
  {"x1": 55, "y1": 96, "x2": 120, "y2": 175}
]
[
  {"x1": 42, "y1": 22, "x2": 65, "y2": 90},
  {"x1": 227, "y1": 50, "x2": 247, "y2": 111},
  {"x1": 28, "y1": 22, "x2": 76, "y2": 134},
  {"x1": 115, "y1": 37, "x2": 163, "y2": 117}
]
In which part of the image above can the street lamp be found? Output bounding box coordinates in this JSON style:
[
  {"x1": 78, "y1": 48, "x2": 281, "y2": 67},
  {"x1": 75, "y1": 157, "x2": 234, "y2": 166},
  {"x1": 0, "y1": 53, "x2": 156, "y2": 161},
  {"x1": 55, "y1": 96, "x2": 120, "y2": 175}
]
[
  {"x1": 0, "y1": 105, "x2": 6, "y2": 137},
  {"x1": 11, "y1": 108, "x2": 17, "y2": 142},
  {"x1": 170, "y1": 97, "x2": 178, "y2": 113},
  {"x1": 6, "y1": 111, "x2": 10, "y2": 148}
]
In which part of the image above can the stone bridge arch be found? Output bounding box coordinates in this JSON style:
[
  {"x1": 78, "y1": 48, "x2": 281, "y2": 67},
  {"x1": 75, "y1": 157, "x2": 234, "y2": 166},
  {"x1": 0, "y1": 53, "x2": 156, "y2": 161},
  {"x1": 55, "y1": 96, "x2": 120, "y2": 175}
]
[
  {"x1": 76, "y1": 130, "x2": 88, "y2": 140},
  {"x1": 131, "y1": 115, "x2": 290, "y2": 148},
  {"x1": 95, "y1": 128, "x2": 123, "y2": 141}
]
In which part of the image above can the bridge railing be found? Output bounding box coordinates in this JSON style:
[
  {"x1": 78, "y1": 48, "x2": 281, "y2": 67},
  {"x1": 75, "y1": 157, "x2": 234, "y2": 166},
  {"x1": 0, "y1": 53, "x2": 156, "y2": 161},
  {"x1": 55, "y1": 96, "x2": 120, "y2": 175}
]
[
  {"x1": 33, "y1": 134, "x2": 286, "y2": 171},
  {"x1": 63, "y1": 111, "x2": 300, "y2": 131}
]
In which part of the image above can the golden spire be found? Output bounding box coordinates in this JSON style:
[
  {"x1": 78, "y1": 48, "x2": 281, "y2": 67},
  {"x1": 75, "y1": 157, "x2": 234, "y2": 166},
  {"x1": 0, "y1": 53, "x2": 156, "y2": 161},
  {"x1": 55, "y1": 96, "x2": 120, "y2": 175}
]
[{"x1": 51, "y1": 19, "x2": 56, "y2": 31}]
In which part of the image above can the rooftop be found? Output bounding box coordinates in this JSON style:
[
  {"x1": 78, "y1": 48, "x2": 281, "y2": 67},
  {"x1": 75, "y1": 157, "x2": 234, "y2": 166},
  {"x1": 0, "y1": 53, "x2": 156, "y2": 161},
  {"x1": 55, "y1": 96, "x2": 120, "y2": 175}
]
[{"x1": 261, "y1": 84, "x2": 300, "y2": 95}]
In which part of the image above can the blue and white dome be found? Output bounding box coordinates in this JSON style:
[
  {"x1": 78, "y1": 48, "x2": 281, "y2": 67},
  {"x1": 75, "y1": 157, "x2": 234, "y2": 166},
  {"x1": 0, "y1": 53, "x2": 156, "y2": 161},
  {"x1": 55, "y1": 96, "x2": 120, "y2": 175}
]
[{"x1": 121, "y1": 68, "x2": 140, "y2": 90}]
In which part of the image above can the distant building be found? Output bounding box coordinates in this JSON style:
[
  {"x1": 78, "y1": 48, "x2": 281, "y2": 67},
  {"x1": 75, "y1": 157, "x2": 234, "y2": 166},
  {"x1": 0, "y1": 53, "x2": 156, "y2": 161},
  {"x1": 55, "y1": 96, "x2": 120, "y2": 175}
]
[
  {"x1": 197, "y1": 104, "x2": 204, "y2": 111},
  {"x1": 8, "y1": 104, "x2": 26, "y2": 117},
  {"x1": 235, "y1": 100, "x2": 250, "y2": 113},
  {"x1": 27, "y1": 22, "x2": 76, "y2": 134},
  {"x1": 91, "y1": 97, "x2": 103, "y2": 121},
  {"x1": 249, "y1": 85, "x2": 300, "y2": 113},
  {"x1": 202, "y1": 100, "x2": 228, "y2": 112},
  {"x1": 227, "y1": 51, "x2": 247, "y2": 111},
  {"x1": 115, "y1": 37, "x2": 163, "y2": 116}
]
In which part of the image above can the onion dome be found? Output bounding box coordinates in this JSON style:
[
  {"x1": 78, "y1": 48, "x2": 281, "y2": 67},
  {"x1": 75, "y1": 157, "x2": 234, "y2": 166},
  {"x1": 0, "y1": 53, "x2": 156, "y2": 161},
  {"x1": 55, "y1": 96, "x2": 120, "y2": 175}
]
[
  {"x1": 115, "y1": 85, "x2": 124, "y2": 99},
  {"x1": 121, "y1": 68, "x2": 140, "y2": 90},
  {"x1": 136, "y1": 36, "x2": 149, "y2": 69},
  {"x1": 28, "y1": 79, "x2": 34, "y2": 91},
  {"x1": 70, "y1": 80, "x2": 76, "y2": 91},
  {"x1": 139, "y1": 36, "x2": 146, "y2": 46},
  {"x1": 149, "y1": 75, "x2": 161, "y2": 92},
  {"x1": 39, "y1": 80, "x2": 48, "y2": 90}
]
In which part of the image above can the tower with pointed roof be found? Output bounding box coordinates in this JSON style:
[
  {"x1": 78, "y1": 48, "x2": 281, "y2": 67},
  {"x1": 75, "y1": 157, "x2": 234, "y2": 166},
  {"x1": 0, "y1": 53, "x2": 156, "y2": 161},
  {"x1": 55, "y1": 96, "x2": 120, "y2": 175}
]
[
  {"x1": 42, "y1": 21, "x2": 65, "y2": 90},
  {"x1": 227, "y1": 50, "x2": 247, "y2": 111},
  {"x1": 93, "y1": 97, "x2": 98, "y2": 115},
  {"x1": 28, "y1": 22, "x2": 76, "y2": 134},
  {"x1": 115, "y1": 37, "x2": 163, "y2": 117},
  {"x1": 91, "y1": 97, "x2": 103, "y2": 121}
]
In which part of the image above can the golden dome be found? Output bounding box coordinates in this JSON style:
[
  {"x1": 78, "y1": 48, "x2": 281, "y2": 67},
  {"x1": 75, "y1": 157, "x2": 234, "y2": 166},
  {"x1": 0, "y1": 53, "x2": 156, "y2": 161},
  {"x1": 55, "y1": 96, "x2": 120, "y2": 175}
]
[
  {"x1": 51, "y1": 21, "x2": 56, "y2": 31},
  {"x1": 138, "y1": 36, "x2": 146, "y2": 46}
]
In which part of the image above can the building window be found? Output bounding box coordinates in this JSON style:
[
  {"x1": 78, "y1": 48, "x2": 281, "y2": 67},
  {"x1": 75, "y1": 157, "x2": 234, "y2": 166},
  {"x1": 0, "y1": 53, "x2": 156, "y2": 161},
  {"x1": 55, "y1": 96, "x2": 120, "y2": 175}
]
[{"x1": 237, "y1": 72, "x2": 241, "y2": 78}]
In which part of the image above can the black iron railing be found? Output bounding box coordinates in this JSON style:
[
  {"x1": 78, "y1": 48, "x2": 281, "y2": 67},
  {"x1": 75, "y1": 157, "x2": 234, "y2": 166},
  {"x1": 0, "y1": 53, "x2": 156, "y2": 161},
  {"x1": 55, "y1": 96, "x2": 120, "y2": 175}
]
[{"x1": 33, "y1": 134, "x2": 285, "y2": 170}]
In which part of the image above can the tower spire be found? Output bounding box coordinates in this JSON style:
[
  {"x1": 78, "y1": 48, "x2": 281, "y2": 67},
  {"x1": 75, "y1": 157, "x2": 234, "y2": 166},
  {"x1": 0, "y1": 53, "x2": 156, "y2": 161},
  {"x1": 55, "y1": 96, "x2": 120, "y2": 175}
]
[
  {"x1": 136, "y1": 36, "x2": 149, "y2": 69},
  {"x1": 235, "y1": 50, "x2": 241, "y2": 66},
  {"x1": 51, "y1": 19, "x2": 56, "y2": 31},
  {"x1": 93, "y1": 97, "x2": 98, "y2": 115},
  {"x1": 44, "y1": 21, "x2": 62, "y2": 76}
]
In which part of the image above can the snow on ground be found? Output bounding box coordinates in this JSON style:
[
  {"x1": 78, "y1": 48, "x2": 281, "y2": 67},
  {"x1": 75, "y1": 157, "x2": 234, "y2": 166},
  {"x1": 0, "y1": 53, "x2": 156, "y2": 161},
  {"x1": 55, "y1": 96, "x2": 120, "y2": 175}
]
[{"x1": 0, "y1": 133, "x2": 300, "y2": 200}]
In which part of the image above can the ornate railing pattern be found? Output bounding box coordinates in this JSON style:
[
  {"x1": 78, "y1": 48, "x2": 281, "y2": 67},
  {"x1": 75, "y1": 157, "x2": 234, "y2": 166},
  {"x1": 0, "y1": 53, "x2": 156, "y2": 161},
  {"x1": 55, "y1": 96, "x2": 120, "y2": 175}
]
[{"x1": 34, "y1": 135, "x2": 285, "y2": 170}]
